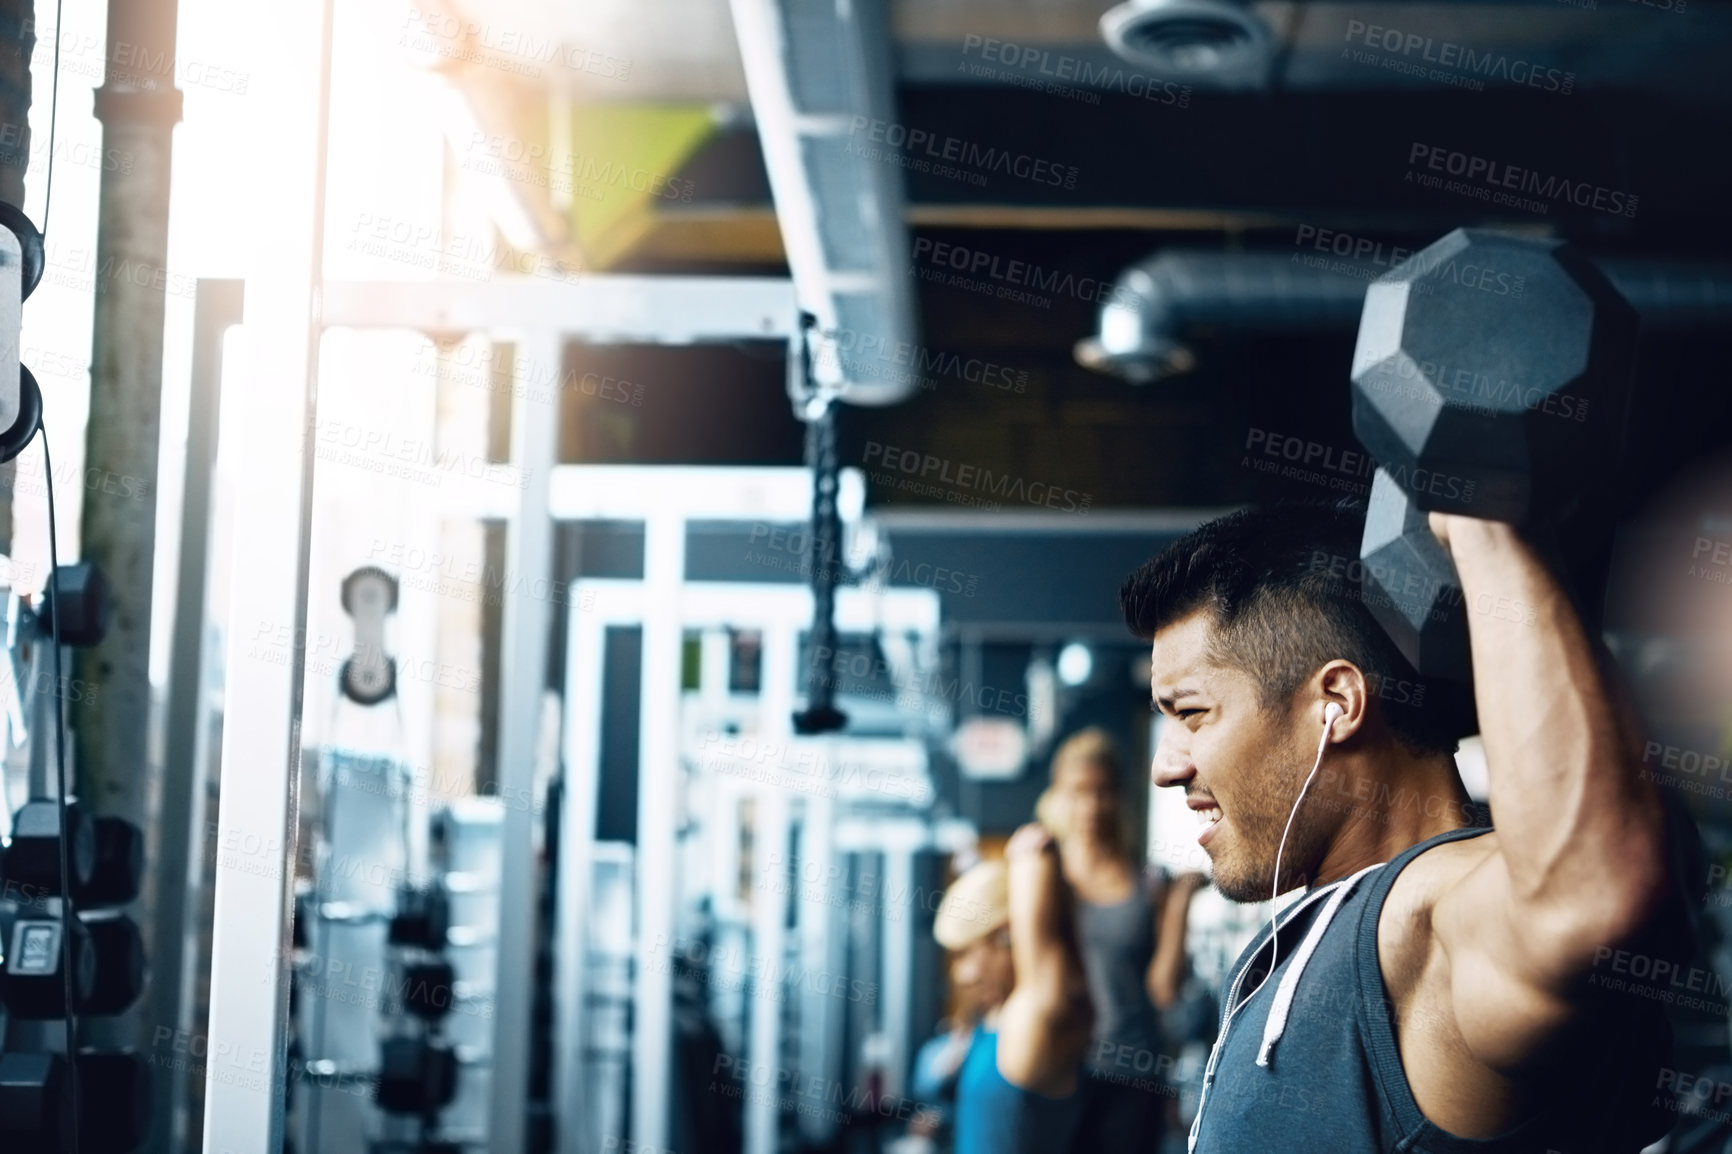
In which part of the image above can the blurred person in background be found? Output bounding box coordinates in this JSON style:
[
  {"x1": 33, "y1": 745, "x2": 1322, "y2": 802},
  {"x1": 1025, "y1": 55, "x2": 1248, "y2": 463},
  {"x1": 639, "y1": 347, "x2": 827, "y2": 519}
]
[
  {"x1": 932, "y1": 824, "x2": 1095, "y2": 1154},
  {"x1": 896, "y1": 979, "x2": 986, "y2": 1152},
  {"x1": 1037, "y1": 727, "x2": 1208, "y2": 1150}
]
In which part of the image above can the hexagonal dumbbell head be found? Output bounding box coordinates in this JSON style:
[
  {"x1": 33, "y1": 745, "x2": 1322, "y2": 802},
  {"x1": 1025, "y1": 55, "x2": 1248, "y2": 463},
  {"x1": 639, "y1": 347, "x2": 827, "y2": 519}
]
[
  {"x1": 8, "y1": 799, "x2": 97, "y2": 898},
  {"x1": 1, "y1": 916, "x2": 96, "y2": 1018},
  {"x1": 76, "y1": 816, "x2": 145, "y2": 909},
  {"x1": 1359, "y1": 469, "x2": 1472, "y2": 681},
  {"x1": 75, "y1": 1050, "x2": 151, "y2": 1154},
  {"x1": 0, "y1": 1052, "x2": 69, "y2": 1148},
  {"x1": 38, "y1": 562, "x2": 113, "y2": 648},
  {"x1": 1351, "y1": 229, "x2": 1637, "y2": 526},
  {"x1": 81, "y1": 913, "x2": 146, "y2": 1016}
]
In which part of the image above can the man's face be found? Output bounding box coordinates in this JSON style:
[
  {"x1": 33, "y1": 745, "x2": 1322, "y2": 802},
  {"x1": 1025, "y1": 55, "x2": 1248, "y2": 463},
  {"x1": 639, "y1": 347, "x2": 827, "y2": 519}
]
[
  {"x1": 949, "y1": 927, "x2": 1014, "y2": 1012},
  {"x1": 1148, "y1": 608, "x2": 1327, "y2": 901}
]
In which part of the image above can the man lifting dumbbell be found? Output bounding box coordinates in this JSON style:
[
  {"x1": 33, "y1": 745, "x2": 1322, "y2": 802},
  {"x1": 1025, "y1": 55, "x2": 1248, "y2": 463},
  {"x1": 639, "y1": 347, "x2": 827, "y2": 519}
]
[{"x1": 1119, "y1": 230, "x2": 1685, "y2": 1151}]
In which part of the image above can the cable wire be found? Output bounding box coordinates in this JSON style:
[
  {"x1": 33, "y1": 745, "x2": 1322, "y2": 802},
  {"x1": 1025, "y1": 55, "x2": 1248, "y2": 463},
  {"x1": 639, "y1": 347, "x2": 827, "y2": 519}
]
[
  {"x1": 38, "y1": 0, "x2": 65, "y2": 238},
  {"x1": 1265, "y1": 718, "x2": 1335, "y2": 982}
]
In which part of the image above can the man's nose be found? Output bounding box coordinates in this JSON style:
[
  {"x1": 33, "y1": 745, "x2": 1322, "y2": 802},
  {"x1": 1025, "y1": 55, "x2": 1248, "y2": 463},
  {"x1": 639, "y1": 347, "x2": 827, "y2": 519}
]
[{"x1": 1151, "y1": 721, "x2": 1194, "y2": 789}]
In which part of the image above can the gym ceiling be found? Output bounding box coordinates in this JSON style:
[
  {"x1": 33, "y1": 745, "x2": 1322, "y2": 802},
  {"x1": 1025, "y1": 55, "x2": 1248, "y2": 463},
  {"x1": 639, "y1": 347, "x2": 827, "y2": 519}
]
[{"x1": 464, "y1": 0, "x2": 1732, "y2": 517}]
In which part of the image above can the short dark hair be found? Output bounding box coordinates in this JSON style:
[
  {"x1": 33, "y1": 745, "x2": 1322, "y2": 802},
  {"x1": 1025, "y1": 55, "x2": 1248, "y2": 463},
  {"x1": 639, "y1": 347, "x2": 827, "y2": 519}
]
[{"x1": 1120, "y1": 500, "x2": 1474, "y2": 757}]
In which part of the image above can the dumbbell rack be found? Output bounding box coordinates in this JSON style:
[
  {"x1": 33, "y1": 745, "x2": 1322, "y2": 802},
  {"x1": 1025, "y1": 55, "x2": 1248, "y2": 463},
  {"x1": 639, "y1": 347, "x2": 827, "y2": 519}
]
[{"x1": 0, "y1": 560, "x2": 151, "y2": 1152}]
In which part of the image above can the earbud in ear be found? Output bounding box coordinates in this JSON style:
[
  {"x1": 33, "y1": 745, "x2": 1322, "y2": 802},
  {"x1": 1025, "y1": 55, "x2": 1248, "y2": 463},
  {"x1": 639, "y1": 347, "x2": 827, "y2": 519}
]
[{"x1": 1324, "y1": 702, "x2": 1344, "y2": 729}]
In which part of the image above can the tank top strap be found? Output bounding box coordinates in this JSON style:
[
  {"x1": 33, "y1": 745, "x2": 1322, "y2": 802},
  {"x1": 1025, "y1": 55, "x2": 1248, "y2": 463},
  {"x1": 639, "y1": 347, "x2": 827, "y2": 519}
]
[{"x1": 1352, "y1": 825, "x2": 1496, "y2": 1139}]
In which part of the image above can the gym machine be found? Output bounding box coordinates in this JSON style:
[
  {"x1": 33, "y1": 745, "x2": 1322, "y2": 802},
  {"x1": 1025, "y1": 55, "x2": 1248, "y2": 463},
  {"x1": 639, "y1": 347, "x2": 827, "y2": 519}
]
[{"x1": 289, "y1": 566, "x2": 503, "y2": 1154}]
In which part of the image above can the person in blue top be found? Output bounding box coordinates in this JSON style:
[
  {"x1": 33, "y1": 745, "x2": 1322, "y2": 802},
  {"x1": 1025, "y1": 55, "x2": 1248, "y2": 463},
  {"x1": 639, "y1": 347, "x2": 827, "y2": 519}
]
[
  {"x1": 933, "y1": 823, "x2": 1094, "y2": 1154},
  {"x1": 1119, "y1": 500, "x2": 1688, "y2": 1153}
]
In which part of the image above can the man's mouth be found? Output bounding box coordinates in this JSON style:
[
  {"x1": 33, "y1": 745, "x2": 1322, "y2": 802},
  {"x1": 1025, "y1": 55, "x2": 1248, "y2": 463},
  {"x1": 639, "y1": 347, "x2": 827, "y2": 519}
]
[{"x1": 1190, "y1": 799, "x2": 1224, "y2": 845}]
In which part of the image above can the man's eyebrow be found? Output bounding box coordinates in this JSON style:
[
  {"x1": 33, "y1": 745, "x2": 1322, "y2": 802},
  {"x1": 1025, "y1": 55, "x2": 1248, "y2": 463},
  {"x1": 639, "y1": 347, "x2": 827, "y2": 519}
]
[{"x1": 1153, "y1": 687, "x2": 1202, "y2": 711}]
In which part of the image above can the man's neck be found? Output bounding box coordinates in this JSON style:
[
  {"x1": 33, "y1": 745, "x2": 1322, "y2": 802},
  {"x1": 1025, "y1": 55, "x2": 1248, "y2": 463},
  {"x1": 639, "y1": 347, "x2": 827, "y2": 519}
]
[{"x1": 1309, "y1": 750, "x2": 1474, "y2": 887}]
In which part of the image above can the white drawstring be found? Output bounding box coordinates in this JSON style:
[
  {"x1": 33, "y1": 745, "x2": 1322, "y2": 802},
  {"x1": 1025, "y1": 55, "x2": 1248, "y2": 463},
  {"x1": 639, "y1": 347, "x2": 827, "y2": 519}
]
[{"x1": 1255, "y1": 863, "x2": 1381, "y2": 1067}]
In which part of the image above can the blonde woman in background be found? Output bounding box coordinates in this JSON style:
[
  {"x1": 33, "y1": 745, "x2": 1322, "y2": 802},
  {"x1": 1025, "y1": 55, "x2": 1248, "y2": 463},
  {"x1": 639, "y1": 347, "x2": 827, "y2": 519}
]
[{"x1": 1037, "y1": 727, "x2": 1207, "y2": 1151}]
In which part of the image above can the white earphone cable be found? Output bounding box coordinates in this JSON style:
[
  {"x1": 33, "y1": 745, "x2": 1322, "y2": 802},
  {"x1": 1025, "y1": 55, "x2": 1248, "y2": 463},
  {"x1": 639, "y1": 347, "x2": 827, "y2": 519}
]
[{"x1": 1265, "y1": 708, "x2": 1339, "y2": 981}]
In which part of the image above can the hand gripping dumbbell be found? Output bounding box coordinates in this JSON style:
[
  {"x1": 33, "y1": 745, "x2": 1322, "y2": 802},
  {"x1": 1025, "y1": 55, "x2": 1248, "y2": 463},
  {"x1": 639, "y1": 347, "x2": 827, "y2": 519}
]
[{"x1": 1349, "y1": 228, "x2": 1638, "y2": 679}]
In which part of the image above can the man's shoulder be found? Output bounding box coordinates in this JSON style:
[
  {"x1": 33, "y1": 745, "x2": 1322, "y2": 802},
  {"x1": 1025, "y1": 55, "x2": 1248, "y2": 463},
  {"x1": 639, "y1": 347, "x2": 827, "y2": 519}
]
[{"x1": 1375, "y1": 830, "x2": 1499, "y2": 983}]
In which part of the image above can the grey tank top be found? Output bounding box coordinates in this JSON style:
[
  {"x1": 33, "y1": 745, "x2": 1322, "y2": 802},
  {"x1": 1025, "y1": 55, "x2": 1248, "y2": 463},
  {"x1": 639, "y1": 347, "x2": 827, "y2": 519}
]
[
  {"x1": 1189, "y1": 826, "x2": 1676, "y2": 1153},
  {"x1": 1075, "y1": 870, "x2": 1161, "y2": 1071}
]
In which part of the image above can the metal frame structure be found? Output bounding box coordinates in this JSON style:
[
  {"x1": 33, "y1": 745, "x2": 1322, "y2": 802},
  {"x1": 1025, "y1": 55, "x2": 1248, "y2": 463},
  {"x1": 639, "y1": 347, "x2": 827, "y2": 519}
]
[
  {"x1": 153, "y1": 278, "x2": 242, "y2": 1152},
  {"x1": 197, "y1": 273, "x2": 799, "y2": 1154},
  {"x1": 559, "y1": 526, "x2": 941, "y2": 1154}
]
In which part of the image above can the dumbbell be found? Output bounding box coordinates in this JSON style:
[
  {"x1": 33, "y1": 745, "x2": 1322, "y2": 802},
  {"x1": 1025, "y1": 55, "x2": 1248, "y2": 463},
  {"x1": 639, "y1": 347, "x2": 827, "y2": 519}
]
[
  {"x1": 375, "y1": 1035, "x2": 459, "y2": 1116},
  {"x1": 7, "y1": 800, "x2": 96, "y2": 898},
  {"x1": 4, "y1": 804, "x2": 143, "y2": 910},
  {"x1": 0, "y1": 912, "x2": 145, "y2": 1017},
  {"x1": 389, "y1": 884, "x2": 450, "y2": 951},
  {"x1": 402, "y1": 958, "x2": 458, "y2": 1022},
  {"x1": 1349, "y1": 229, "x2": 1638, "y2": 680},
  {"x1": 37, "y1": 562, "x2": 113, "y2": 649},
  {"x1": 78, "y1": 817, "x2": 144, "y2": 909},
  {"x1": 0, "y1": 1048, "x2": 149, "y2": 1153}
]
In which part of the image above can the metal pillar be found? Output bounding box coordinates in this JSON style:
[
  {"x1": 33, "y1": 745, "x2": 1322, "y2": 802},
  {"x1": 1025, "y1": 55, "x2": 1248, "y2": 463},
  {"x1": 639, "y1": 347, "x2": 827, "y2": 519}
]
[
  {"x1": 485, "y1": 333, "x2": 560, "y2": 1154},
  {"x1": 71, "y1": 0, "x2": 182, "y2": 1058},
  {"x1": 152, "y1": 279, "x2": 240, "y2": 1151},
  {"x1": 201, "y1": 0, "x2": 331, "y2": 1144},
  {"x1": 632, "y1": 512, "x2": 684, "y2": 1153}
]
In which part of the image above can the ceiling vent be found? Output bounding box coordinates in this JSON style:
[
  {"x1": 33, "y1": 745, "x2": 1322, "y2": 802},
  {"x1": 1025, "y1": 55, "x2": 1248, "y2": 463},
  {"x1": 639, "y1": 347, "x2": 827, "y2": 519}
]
[{"x1": 1100, "y1": 0, "x2": 1271, "y2": 84}]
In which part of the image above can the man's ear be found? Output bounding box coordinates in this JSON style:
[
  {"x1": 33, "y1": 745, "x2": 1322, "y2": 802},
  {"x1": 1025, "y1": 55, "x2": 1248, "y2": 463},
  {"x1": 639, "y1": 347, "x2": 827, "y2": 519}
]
[{"x1": 1315, "y1": 660, "x2": 1369, "y2": 742}]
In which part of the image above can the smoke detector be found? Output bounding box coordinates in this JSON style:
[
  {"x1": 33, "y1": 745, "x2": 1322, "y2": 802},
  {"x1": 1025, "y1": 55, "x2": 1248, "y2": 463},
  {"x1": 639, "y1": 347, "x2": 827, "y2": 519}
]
[{"x1": 1100, "y1": 0, "x2": 1271, "y2": 83}]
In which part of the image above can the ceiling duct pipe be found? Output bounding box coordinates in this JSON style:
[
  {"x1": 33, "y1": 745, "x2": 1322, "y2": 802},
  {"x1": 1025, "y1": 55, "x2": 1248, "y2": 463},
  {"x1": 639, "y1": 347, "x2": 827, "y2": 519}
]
[
  {"x1": 1076, "y1": 249, "x2": 1732, "y2": 383},
  {"x1": 730, "y1": 0, "x2": 918, "y2": 407}
]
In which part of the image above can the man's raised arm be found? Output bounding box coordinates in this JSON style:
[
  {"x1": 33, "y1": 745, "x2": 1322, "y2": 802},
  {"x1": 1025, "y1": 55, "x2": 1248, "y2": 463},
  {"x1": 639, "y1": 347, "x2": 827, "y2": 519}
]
[{"x1": 1428, "y1": 514, "x2": 1669, "y2": 1072}]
